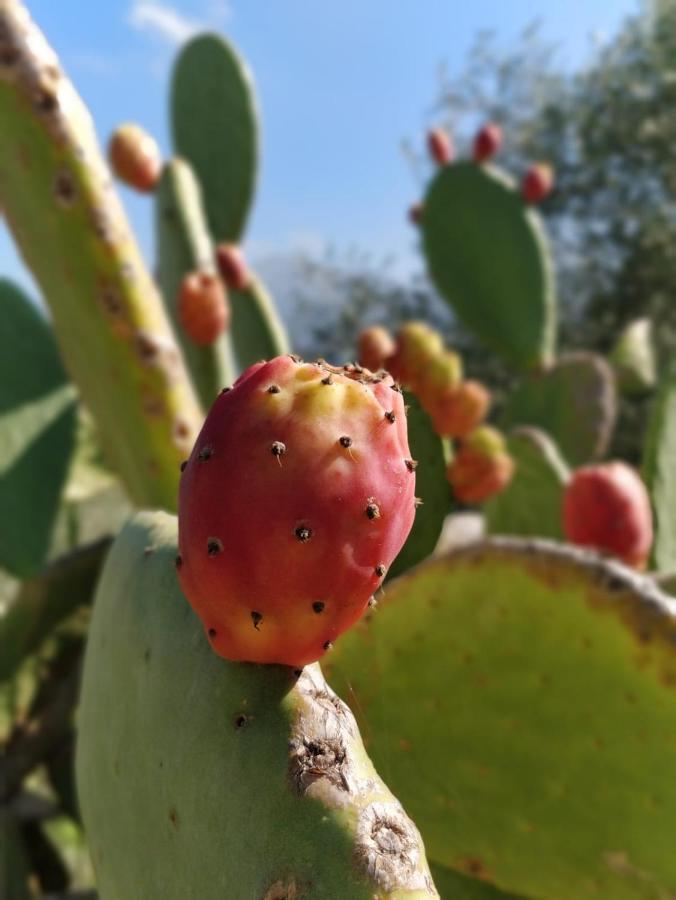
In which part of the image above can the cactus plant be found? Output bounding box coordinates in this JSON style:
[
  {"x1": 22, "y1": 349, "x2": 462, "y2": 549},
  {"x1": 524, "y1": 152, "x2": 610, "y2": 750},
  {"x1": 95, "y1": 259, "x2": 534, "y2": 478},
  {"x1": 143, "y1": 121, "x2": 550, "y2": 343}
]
[
  {"x1": 643, "y1": 372, "x2": 676, "y2": 572},
  {"x1": 77, "y1": 512, "x2": 438, "y2": 899},
  {"x1": 610, "y1": 317, "x2": 657, "y2": 396}
]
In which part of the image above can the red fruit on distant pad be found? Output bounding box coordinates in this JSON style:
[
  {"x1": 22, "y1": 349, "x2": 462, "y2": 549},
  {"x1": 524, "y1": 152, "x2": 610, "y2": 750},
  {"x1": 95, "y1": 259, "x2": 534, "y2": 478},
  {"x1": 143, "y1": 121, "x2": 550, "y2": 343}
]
[
  {"x1": 177, "y1": 356, "x2": 416, "y2": 666},
  {"x1": 522, "y1": 163, "x2": 554, "y2": 204},
  {"x1": 563, "y1": 462, "x2": 653, "y2": 569},
  {"x1": 427, "y1": 128, "x2": 453, "y2": 166},
  {"x1": 473, "y1": 123, "x2": 502, "y2": 162},
  {"x1": 216, "y1": 243, "x2": 250, "y2": 291},
  {"x1": 178, "y1": 271, "x2": 229, "y2": 345},
  {"x1": 108, "y1": 123, "x2": 161, "y2": 192}
]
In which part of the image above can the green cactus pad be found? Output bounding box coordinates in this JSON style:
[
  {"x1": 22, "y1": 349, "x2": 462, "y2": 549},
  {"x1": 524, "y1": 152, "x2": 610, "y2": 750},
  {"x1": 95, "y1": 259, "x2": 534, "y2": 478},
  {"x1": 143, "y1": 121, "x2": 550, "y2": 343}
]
[
  {"x1": 155, "y1": 158, "x2": 236, "y2": 408},
  {"x1": 76, "y1": 512, "x2": 437, "y2": 900},
  {"x1": 484, "y1": 427, "x2": 569, "y2": 540},
  {"x1": 643, "y1": 373, "x2": 676, "y2": 572},
  {"x1": 0, "y1": 3, "x2": 202, "y2": 511},
  {"x1": 610, "y1": 318, "x2": 656, "y2": 396},
  {"x1": 326, "y1": 538, "x2": 676, "y2": 899},
  {"x1": 421, "y1": 162, "x2": 556, "y2": 370},
  {"x1": 389, "y1": 394, "x2": 450, "y2": 579},
  {"x1": 229, "y1": 276, "x2": 290, "y2": 373},
  {"x1": 502, "y1": 352, "x2": 617, "y2": 465},
  {"x1": 429, "y1": 863, "x2": 526, "y2": 899},
  {"x1": 0, "y1": 279, "x2": 77, "y2": 577},
  {"x1": 171, "y1": 34, "x2": 259, "y2": 242}
]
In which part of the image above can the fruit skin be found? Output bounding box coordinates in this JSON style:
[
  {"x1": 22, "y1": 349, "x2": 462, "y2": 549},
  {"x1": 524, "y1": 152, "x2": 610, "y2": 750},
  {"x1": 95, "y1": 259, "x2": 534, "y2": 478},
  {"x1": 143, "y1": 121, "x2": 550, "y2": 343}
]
[
  {"x1": 416, "y1": 350, "x2": 464, "y2": 407},
  {"x1": 447, "y1": 426, "x2": 514, "y2": 504},
  {"x1": 427, "y1": 379, "x2": 490, "y2": 439},
  {"x1": 522, "y1": 163, "x2": 554, "y2": 204},
  {"x1": 388, "y1": 322, "x2": 444, "y2": 390},
  {"x1": 473, "y1": 123, "x2": 503, "y2": 162},
  {"x1": 178, "y1": 271, "x2": 230, "y2": 346},
  {"x1": 427, "y1": 128, "x2": 453, "y2": 166},
  {"x1": 177, "y1": 356, "x2": 416, "y2": 666},
  {"x1": 563, "y1": 462, "x2": 653, "y2": 569},
  {"x1": 216, "y1": 242, "x2": 251, "y2": 291},
  {"x1": 108, "y1": 123, "x2": 162, "y2": 192},
  {"x1": 357, "y1": 325, "x2": 395, "y2": 372}
]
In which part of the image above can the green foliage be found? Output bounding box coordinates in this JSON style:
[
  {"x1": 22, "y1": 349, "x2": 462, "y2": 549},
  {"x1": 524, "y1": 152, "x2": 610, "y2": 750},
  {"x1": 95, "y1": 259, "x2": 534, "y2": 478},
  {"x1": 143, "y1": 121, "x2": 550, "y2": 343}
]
[
  {"x1": 229, "y1": 276, "x2": 290, "y2": 373},
  {"x1": 171, "y1": 34, "x2": 259, "y2": 242},
  {"x1": 327, "y1": 538, "x2": 676, "y2": 899},
  {"x1": 610, "y1": 318, "x2": 657, "y2": 397},
  {"x1": 155, "y1": 158, "x2": 236, "y2": 408},
  {"x1": 389, "y1": 395, "x2": 450, "y2": 580},
  {"x1": 0, "y1": 280, "x2": 77, "y2": 578},
  {"x1": 0, "y1": 5, "x2": 202, "y2": 510},
  {"x1": 429, "y1": 863, "x2": 526, "y2": 900},
  {"x1": 502, "y1": 352, "x2": 616, "y2": 466},
  {"x1": 421, "y1": 162, "x2": 556, "y2": 370},
  {"x1": 76, "y1": 512, "x2": 437, "y2": 900},
  {"x1": 643, "y1": 372, "x2": 676, "y2": 572},
  {"x1": 484, "y1": 427, "x2": 569, "y2": 540}
]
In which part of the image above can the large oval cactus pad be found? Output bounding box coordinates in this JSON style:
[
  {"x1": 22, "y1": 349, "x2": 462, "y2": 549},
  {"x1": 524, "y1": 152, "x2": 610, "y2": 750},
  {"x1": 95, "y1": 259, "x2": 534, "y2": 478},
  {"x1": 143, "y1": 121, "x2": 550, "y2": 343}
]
[
  {"x1": 326, "y1": 538, "x2": 676, "y2": 900},
  {"x1": 171, "y1": 34, "x2": 259, "y2": 242},
  {"x1": 76, "y1": 512, "x2": 437, "y2": 900},
  {"x1": 643, "y1": 373, "x2": 676, "y2": 572},
  {"x1": 421, "y1": 163, "x2": 556, "y2": 370}
]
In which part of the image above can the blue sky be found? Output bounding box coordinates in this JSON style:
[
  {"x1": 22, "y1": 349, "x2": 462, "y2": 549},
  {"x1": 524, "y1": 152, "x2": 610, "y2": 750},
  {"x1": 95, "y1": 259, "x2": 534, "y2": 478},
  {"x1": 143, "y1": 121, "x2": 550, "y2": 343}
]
[{"x1": 2, "y1": 0, "x2": 639, "y2": 299}]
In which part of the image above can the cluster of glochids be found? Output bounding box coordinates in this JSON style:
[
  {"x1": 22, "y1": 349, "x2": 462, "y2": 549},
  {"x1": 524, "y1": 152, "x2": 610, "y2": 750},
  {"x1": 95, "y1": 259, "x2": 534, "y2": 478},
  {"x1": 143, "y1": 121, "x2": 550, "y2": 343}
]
[
  {"x1": 177, "y1": 354, "x2": 418, "y2": 667},
  {"x1": 358, "y1": 322, "x2": 514, "y2": 504},
  {"x1": 107, "y1": 123, "x2": 250, "y2": 346},
  {"x1": 409, "y1": 122, "x2": 554, "y2": 224}
]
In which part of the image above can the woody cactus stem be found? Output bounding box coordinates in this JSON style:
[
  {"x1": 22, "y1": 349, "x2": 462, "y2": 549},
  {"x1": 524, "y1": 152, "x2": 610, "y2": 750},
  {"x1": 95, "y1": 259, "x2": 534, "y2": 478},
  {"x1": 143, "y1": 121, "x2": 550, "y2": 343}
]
[{"x1": 0, "y1": 1, "x2": 202, "y2": 511}]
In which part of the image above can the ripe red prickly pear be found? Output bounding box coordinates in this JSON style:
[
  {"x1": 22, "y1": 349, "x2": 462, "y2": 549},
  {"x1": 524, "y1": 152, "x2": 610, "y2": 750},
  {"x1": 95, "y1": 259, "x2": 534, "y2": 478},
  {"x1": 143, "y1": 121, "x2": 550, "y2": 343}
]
[
  {"x1": 562, "y1": 462, "x2": 653, "y2": 569},
  {"x1": 427, "y1": 379, "x2": 490, "y2": 439},
  {"x1": 473, "y1": 123, "x2": 503, "y2": 163},
  {"x1": 178, "y1": 271, "x2": 230, "y2": 346},
  {"x1": 447, "y1": 426, "x2": 514, "y2": 504},
  {"x1": 357, "y1": 326, "x2": 395, "y2": 373},
  {"x1": 177, "y1": 356, "x2": 416, "y2": 666},
  {"x1": 427, "y1": 127, "x2": 453, "y2": 166},
  {"x1": 388, "y1": 322, "x2": 444, "y2": 389},
  {"x1": 216, "y1": 243, "x2": 251, "y2": 292},
  {"x1": 108, "y1": 123, "x2": 161, "y2": 193},
  {"x1": 408, "y1": 203, "x2": 423, "y2": 225},
  {"x1": 522, "y1": 163, "x2": 554, "y2": 204}
]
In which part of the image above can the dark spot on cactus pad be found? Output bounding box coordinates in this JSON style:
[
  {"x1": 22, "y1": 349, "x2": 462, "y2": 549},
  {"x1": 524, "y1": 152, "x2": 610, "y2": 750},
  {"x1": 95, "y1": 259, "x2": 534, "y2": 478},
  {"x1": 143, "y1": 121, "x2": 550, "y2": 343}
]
[
  {"x1": 312, "y1": 601, "x2": 325, "y2": 614},
  {"x1": 321, "y1": 375, "x2": 334, "y2": 385},
  {"x1": 168, "y1": 807, "x2": 179, "y2": 829},
  {"x1": 53, "y1": 169, "x2": 76, "y2": 206},
  {"x1": 354, "y1": 804, "x2": 423, "y2": 891},
  {"x1": 0, "y1": 45, "x2": 19, "y2": 67},
  {"x1": 384, "y1": 410, "x2": 396, "y2": 423},
  {"x1": 173, "y1": 418, "x2": 192, "y2": 443},
  {"x1": 264, "y1": 879, "x2": 305, "y2": 900},
  {"x1": 180, "y1": 460, "x2": 187, "y2": 472},
  {"x1": 234, "y1": 714, "x2": 249, "y2": 729},
  {"x1": 251, "y1": 611, "x2": 263, "y2": 630},
  {"x1": 135, "y1": 332, "x2": 160, "y2": 362},
  {"x1": 174, "y1": 554, "x2": 182, "y2": 569},
  {"x1": 295, "y1": 524, "x2": 313, "y2": 542},
  {"x1": 339, "y1": 435, "x2": 353, "y2": 448},
  {"x1": 198, "y1": 445, "x2": 214, "y2": 461},
  {"x1": 375, "y1": 564, "x2": 386, "y2": 577},
  {"x1": 271, "y1": 441, "x2": 286, "y2": 457},
  {"x1": 100, "y1": 285, "x2": 123, "y2": 316},
  {"x1": 405, "y1": 459, "x2": 418, "y2": 472},
  {"x1": 34, "y1": 87, "x2": 57, "y2": 113},
  {"x1": 143, "y1": 546, "x2": 155, "y2": 557},
  {"x1": 366, "y1": 499, "x2": 381, "y2": 520},
  {"x1": 323, "y1": 641, "x2": 334, "y2": 652},
  {"x1": 267, "y1": 384, "x2": 281, "y2": 394},
  {"x1": 207, "y1": 537, "x2": 223, "y2": 557},
  {"x1": 208, "y1": 628, "x2": 217, "y2": 638}
]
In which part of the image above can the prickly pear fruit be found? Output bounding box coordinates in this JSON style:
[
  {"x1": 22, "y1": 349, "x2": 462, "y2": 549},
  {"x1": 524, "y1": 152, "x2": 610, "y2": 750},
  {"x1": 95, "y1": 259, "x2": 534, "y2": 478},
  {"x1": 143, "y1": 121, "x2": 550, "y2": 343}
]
[
  {"x1": 473, "y1": 123, "x2": 502, "y2": 162},
  {"x1": 447, "y1": 426, "x2": 514, "y2": 504},
  {"x1": 216, "y1": 243, "x2": 251, "y2": 291},
  {"x1": 427, "y1": 128, "x2": 453, "y2": 166},
  {"x1": 522, "y1": 163, "x2": 554, "y2": 204},
  {"x1": 408, "y1": 202, "x2": 423, "y2": 225},
  {"x1": 357, "y1": 326, "x2": 395, "y2": 373},
  {"x1": 416, "y1": 350, "x2": 463, "y2": 405},
  {"x1": 178, "y1": 271, "x2": 230, "y2": 346},
  {"x1": 388, "y1": 322, "x2": 444, "y2": 389},
  {"x1": 108, "y1": 123, "x2": 162, "y2": 192},
  {"x1": 427, "y1": 379, "x2": 490, "y2": 438},
  {"x1": 177, "y1": 356, "x2": 416, "y2": 666},
  {"x1": 563, "y1": 462, "x2": 653, "y2": 569}
]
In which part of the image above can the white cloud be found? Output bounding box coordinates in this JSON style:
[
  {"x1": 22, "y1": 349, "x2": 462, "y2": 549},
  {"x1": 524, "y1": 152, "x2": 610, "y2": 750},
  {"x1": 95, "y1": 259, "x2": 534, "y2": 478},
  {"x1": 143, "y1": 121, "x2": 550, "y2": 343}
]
[{"x1": 127, "y1": 2, "x2": 201, "y2": 45}]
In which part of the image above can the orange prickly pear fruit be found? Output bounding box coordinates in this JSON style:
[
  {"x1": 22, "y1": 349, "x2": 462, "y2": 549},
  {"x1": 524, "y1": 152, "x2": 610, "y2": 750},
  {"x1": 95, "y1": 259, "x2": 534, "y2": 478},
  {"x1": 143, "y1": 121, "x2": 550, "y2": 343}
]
[
  {"x1": 357, "y1": 326, "x2": 396, "y2": 373},
  {"x1": 447, "y1": 426, "x2": 514, "y2": 504},
  {"x1": 388, "y1": 322, "x2": 444, "y2": 389},
  {"x1": 178, "y1": 271, "x2": 230, "y2": 346},
  {"x1": 427, "y1": 127, "x2": 453, "y2": 166},
  {"x1": 108, "y1": 123, "x2": 162, "y2": 192},
  {"x1": 428, "y1": 379, "x2": 490, "y2": 439}
]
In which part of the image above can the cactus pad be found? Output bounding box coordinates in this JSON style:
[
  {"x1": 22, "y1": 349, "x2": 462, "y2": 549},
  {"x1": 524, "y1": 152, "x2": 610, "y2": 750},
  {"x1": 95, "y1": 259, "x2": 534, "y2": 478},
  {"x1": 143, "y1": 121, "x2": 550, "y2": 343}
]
[
  {"x1": 643, "y1": 373, "x2": 676, "y2": 572},
  {"x1": 229, "y1": 276, "x2": 289, "y2": 373},
  {"x1": 327, "y1": 538, "x2": 676, "y2": 899},
  {"x1": 610, "y1": 318, "x2": 656, "y2": 396},
  {"x1": 421, "y1": 162, "x2": 556, "y2": 370},
  {"x1": 171, "y1": 34, "x2": 259, "y2": 242},
  {"x1": 76, "y1": 512, "x2": 437, "y2": 899},
  {"x1": 502, "y1": 352, "x2": 617, "y2": 465}
]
